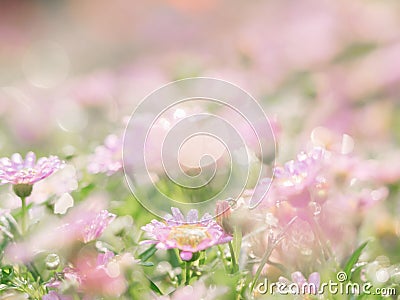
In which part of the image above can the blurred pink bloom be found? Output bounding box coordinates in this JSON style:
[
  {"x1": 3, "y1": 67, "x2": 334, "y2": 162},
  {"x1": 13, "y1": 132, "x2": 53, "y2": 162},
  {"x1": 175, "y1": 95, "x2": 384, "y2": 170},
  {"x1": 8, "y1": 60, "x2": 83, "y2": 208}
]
[
  {"x1": 0, "y1": 152, "x2": 64, "y2": 185},
  {"x1": 47, "y1": 251, "x2": 127, "y2": 298},
  {"x1": 5, "y1": 197, "x2": 115, "y2": 262},
  {"x1": 24, "y1": 164, "x2": 78, "y2": 210},
  {"x1": 258, "y1": 147, "x2": 325, "y2": 208},
  {"x1": 42, "y1": 291, "x2": 73, "y2": 300},
  {"x1": 82, "y1": 209, "x2": 116, "y2": 243},
  {"x1": 65, "y1": 71, "x2": 116, "y2": 106},
  {"x1": 141, "y1": 207, "x2": 232, "y2": 261},
  {"x1": 75, "y1": 250, "x2": 127, "y2": 297},
  {"x1": 279, "y1": 271, "x2": 320, "y2": 295},
  {"x1": 88, "y1": 134, "x2": 122, "y2": 175}
]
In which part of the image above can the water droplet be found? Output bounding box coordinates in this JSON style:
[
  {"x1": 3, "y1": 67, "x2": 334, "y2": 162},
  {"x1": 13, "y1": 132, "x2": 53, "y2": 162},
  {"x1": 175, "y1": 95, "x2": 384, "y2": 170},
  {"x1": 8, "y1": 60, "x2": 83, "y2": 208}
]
[
  {"x1": 309, "y1": 202, "x2": 321, "y2": 216},
  {"x1": 376, "y1": 268, "x2": 390, "y2": 283},
  {"x1": 45, "y1": 253, "x2": 60, "y2": 270}
]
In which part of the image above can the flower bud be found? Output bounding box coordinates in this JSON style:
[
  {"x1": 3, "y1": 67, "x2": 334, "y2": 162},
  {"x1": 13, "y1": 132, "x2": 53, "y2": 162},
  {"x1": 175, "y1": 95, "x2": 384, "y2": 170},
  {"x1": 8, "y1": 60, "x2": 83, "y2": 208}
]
[
  {"x1": 13, "y1": 184, "x2": 33, "y2": 198},
  {"x1": 216, "y1": 200, "x2": 233, "y2": 235},
  {"x1": 45, "y1": 253, "x2": 60, "y2": 270}
]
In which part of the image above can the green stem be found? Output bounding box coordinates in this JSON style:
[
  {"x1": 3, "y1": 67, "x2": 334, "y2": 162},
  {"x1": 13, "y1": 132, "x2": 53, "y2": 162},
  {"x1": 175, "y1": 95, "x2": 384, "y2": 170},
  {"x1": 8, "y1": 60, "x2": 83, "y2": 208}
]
[
  {"x1": 20, "y1": 197, "x2": 26, "y2": 235},
  {"x1": 218, "y1": 245, "x2": 229, "y2": 272},
  {"x1": 228, "y1": 241, "x2": 238, "y2": 274},
  {"x1": 250, "y1": 216, "x2": 298, "y2": 292},
  {"x1": 310, "y1": 217, "x2": 334, "y2": 261},
  {"x1": 185, "y1": 262, "x2": 191, "y2": 285},
  {"x1": 250, "y1": 243, "x2": 275, "y2": 292},
  {"x1": 28, "y1": 262, "x2": 41, "y2": 282}
]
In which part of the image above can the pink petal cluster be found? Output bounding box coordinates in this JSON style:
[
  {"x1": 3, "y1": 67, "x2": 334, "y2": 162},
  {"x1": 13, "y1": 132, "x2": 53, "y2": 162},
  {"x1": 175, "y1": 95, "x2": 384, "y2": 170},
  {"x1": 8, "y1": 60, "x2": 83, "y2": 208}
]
[
  {"x1": 0, "y1": 152, "x2": 64, "y2": 185},
  {"x1": 271, "y1": 148, "x2": 325, "y2": 207},
  {"x1": 46, "y1": 251, "x2": 127, "y2": 298},
  {"x1": 141, "y1": 207, "x2": 232, "y2": 261},
  {"x1": 279, "y1": 271, "x2": 320, "y2": 295},
  {"x1": 82, "y1": 209, "x2": 116, "y2": 243},
  {"x1": 87, "y1": 134, "x2": 123, "y2": 176},
  {"x1": 5, "y1": 201, "x2": 115, "y2": 263},
  {"x1": 250, "y1": 147, "x2": 325, "y2": 209}
]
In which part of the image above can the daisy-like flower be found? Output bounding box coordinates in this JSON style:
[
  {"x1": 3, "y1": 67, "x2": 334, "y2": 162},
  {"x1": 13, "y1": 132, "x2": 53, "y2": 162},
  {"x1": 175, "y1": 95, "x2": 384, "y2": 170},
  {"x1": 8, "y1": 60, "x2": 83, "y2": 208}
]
[
  {"x1": 271, "y1": 147, "x2": 325, "y2": 208},
  {"x1": 0, "y1": 152, "x2": 64, "y2": 197},
  {"x1": 141, "y1": 208, "x2": 232, "y2": 261}
]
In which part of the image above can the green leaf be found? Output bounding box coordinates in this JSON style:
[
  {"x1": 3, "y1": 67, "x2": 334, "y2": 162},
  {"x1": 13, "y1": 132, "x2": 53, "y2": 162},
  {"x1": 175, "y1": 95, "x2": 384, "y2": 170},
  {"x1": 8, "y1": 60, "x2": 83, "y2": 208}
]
[
  {"x1": 139, "y1": 244, "x2": 157, "y2": 262},
  {"x1": 139, "y1": 261, "x2": 154, "y2": 267},
  {"x1": 343, "y1": 240, "x2": 369, "y2": 279},
  {"x1": 0, "y1": 266, "x2": 14, "y2": 283},
  {"x1": 79, "y1": 183, "x2": 95, "y2": 198},
  {"x1": 146, "y1": 276, "x2": 162, "y2": 295}
]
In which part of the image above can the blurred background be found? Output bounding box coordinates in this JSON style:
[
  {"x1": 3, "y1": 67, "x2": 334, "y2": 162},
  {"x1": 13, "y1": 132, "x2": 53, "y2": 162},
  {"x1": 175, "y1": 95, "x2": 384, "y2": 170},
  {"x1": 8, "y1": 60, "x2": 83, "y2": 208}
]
[{"x1": 0, "y1": 0, "x2": 399, "y2": 158}]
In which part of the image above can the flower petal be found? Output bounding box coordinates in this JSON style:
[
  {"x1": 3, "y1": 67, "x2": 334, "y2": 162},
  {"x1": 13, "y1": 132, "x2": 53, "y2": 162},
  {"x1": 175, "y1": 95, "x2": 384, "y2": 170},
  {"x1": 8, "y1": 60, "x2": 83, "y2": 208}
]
[
  {"x1": 11, "y1": 153, "x2": 23, "y2": 169},
  {"x1": 24, "y1": 152, "x2": 36, "y2": 168},
  {"x1": 308, "y1": 272, "x2": 320, "y2": 290},
  {"x1": 187, "y1": 209, "x2": 198, "y2": 223},
  {"x1": 171, "y1": 207, "x2": 185, "y2": 223},
  {"x1": 291, "y1": 271, "x2": 306, "y2": 287}
]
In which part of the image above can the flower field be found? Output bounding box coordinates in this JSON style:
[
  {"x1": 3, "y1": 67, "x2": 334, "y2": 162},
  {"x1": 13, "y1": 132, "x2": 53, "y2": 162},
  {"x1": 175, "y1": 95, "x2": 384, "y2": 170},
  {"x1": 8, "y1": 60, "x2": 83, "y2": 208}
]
[{"x1": 0, "y1": 1, "x2": 400, "y2": 299}]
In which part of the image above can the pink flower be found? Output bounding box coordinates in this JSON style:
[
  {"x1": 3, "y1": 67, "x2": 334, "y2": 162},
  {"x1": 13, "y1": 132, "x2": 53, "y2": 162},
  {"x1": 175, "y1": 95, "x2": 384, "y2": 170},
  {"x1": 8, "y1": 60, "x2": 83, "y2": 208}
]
[
  {"x1": 4, "y1": 198, "x2": 115, "y2": 263},
  {"x1": 82, "y1": 209, "x2": 116, "y2": 243},
  {"x1": 42, "y1": 291, "x2": 73, "y2": 300},
  {"x1": 273, "y1": 148, "x2": 325, "y2": 198},
  {"x1": 75, "y1": 250, "x2": 127, "y2": 297},
  {"x1": 0, "y1": 152, "x2": 64, "y2": 185},
  {"x1": 279, "y1": 271, "x2": 320, "y2": 295},
  {"x1": 47, "y1": 251, "x2": 129, "y2": 298},
  {"x1": 251, "y1": 148, "x2": 325, "y2": 209},
  {"x1": 141, "y1": 207, "x2": 232, "y2": 261},
  {"x1": 87, "y1": 134, "x2": 122, "y2": 176}
]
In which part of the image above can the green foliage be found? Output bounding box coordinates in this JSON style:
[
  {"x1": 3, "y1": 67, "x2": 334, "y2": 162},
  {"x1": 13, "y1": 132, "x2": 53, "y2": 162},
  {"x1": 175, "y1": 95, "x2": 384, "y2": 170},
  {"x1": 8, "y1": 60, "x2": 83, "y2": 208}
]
[{"x1": 343, "y1": 240, "x2": 369, "y2": 281}]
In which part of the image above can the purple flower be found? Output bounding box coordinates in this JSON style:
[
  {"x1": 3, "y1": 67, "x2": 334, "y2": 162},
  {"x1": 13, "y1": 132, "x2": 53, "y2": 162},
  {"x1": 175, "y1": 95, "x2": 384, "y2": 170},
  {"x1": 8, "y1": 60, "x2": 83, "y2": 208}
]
[
  {"x1": 87, "y1": 134, "x2": 122, "y2": 176},
  {"x1": 42, "y1": 291, "x2": 73, "y2": 300},
  {"x1": 274, "y1": 148, "x2": 324, "y2": 191},
  {"x1": 141, "y1": 207, "x2": 232, "y2": 261},
  {"x1": 82, "y1": 210, "x2": 116, "y2": 243},
  {"x1": 279, "y1": 271, "x2": 320, "y2": 295},
  {"x1": 0, "y1": 152, "x2": 64, "y2": 185},
  {"x1": 272, "y1": 147, "x2": 325, "y2": 207}
]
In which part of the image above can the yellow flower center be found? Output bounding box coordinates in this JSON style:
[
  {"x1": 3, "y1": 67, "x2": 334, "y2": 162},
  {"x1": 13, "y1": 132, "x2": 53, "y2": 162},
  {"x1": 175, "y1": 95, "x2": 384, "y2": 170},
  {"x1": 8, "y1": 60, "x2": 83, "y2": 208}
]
[{"x1": 168, "y1": 224, "x2": 210, "y2": 248}]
